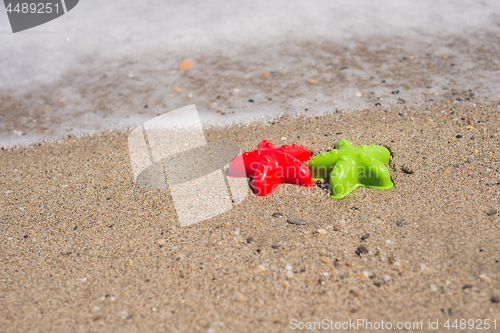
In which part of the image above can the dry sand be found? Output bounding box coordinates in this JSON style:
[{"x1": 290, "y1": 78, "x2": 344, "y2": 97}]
[{"x1": 1, "y1": 100, "x2": 500, "y2": 332}]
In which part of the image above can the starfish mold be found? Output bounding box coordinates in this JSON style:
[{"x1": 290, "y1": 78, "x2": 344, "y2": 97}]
[
  {"x1": 308, "y1": 139, "x2": 394, "y2": 199},
  {"x1": 227, "y1": 140, "x2": 315, "y2": 196}
]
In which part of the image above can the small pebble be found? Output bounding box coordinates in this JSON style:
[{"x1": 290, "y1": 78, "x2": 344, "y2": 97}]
[
  {"x1": 286, "y1": 271, "x2": 294, "y2": 278},
  {"x1": 479, "y1": 274, "x2": 491, "y2": 282},
  {"x1": 467, "y1": 157, "x2": 474, "y2": 163},
  {"x1": 271, "y1": 245, "x2": 279, "y2": 249},
  {"x1": 431, "y1": 284, "x2": 437, "y2": 291},
  {"x1": 462, "y1": 284, "x2": 473, "y2": 289},
  {"x1": 246, "y1": 237, "x2": 254, "y2": 244},
  {"x1": 317, "y1": 229, "x2": 327, "y2": 235},
  {"x1": 287, "y1": 218, "x2": 306, "y2": 225},
  {"x1": 396, "y1": 219, "x2": 408, "y2": 227},
  {"x1": 157, "y1": 239, "x2": 166, "y2": 246},
  {"x1": 248, "y1": 99, "x2": 254, "y2": 103},
  {"x1": 491, "y1": 296, "x2": 500, "y2": 303},
  {"x1": 456, "y1": 134, "x2": 462, "y2": 138},
  {"x1": 272, "y1": 212, "x2": 283, "y2": 218},
  {"x1": 333, "y1": 224, "x2": 341, "y2": 230},
  {"x1": 356, "y1": 245, "x2": 369, "y2": 255},
  {"x1": 362, "y1": 271, "x2": 370, "y2": 278},
  {"x1": 355, "y1": 92, "x2": 362, "y2": 97},
  {"x1": 448, "y1": 308, "x2": 456, "y2": 315},
  {"x1": 361, "y1": 233, "x2": 370, "y2": 240},
  {"x1": 285, "y1": 263, "x2": 293, "y2": 270},
  {"x1": 487, "y1": 209, "x2": 497, "y2": 216},
  {"x1": 399, "y1": 112, "x2": 407, "y2": 116}
]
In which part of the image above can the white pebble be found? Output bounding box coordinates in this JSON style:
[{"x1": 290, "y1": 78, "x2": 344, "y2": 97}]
[
  {"x1": 355, "y1": 92, "x2": 362, "y2": 97},
  {"x1": 479, "y1": 274, "x2": 491, "y2": 282},
  {"x1": 385, "y1": 239, "x2": 392, "y2": 244},
  {"x1": 286, "y1": 270, "x2": 294, "y2": 278},
  {"x1": 317, "y1": 229, "x2": 327, "y2": 235},
  {"x1": 384, "y1": 275, "x2": 391, "y2": 281},
  {"x1": 281, "y1": 137, "x2": 287, "y2": 141},
  {"x1": 285, "y1": 263, "x2": 293, "y2": 271},
  {"x1": 431, "y1": 284, "x2": 438, "y2": 291},
  {"x1": 362, "y1": 271, "x2": 370, "y2": 278},
  {"x1": 80, "y1": 277, "x2": 87, "y2": 283}
]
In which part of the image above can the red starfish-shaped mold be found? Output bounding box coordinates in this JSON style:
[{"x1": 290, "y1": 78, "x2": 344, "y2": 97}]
[{"x1": 227, "y1": 140, "x2": 315, "y2": 196}]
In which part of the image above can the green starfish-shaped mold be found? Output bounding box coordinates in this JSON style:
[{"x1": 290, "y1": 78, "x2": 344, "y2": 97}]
[{"x1": 308, "y1": 139, "x2": 394, "y2": 199}]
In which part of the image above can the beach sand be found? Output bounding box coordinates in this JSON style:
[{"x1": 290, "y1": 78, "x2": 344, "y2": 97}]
[{"x1": 1, "y1": 100, "x2": 500, "y2": 332}]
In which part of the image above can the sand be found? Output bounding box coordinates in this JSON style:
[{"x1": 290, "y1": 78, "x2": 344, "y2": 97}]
[{"x1": 1, "y1": 100, "x2": 500, "y2": 332}]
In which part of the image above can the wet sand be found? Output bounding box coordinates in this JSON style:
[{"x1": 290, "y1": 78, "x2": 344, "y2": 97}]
[{"x1": 1, "y1": 100, "x2": 500, "y2": 332}]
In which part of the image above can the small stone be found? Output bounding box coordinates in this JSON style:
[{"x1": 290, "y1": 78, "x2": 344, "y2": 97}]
[
  {"x1": 355, "y1": 92, "x2": 362, "y2": 97},
  {"x1": 317, "y1": 229, "x2": 327, "y2": 235},
  {"x1": 271, "y1": 245, "x2": 279, "y2": 249},
  {"x1": 362, "y1": 271, "x2": 370, "y2": 278},
  {"x1": 479, "y1": 274, "x2": 491, "y2": 282},
  {"x1": 246, "y1": 237, "x2": 254, "y2": 244},
  {"x1": 272, "y1": 212, "x2": 283, "y2": 218},
  {"x1": 399, "y1": 112, "x2": 407, "y2": 116},
  {"x1": 456, "y1": 134, "x2": 462, "y2": 138},
  {"x1": 467, "y1": 157, "x2": 474, "y2": 163},
  {"x1": 431, "y1": 284, "x2": 438, "y2": 291},
  {"x1": 23, "y1": 235, "x2": 28, "y2": 239},
  {"x1": 248, "y1": 99, "x2": 254, "y2": 103},
  {"x1": 487, "y1": 209, "x2": 498, "y2": 216},
  {"x1": 157, "y1": 239, "x2": 166, "y2": 246},
  {"x1": 356, "y1": 245, "x2": 369, "y2": 255},
  {"x1": 309, "y1": 79, "x2": 318, "y2": 84},
  {"x1": 462, "y1": 284, "x2": 473, "y2": 289},
  {"x1": 286, "y1": 270, "x2": 294, "y2": 278},
  {"x1": 491, "y1": 296, "x2": 500, "y2": 303},
  {"x1": 321, "y1": 258, "x2": 329, "y2": 263},
  {"x1": 448, "y1": 308, "x2": 456, "y2": 315},
  {"x1": 361, "y1": 233, "x2": 370, "y2": 240},
  {"x1": 396, "y1": 219, "x2": 407, "y2": 227},
  {"x1": 179, "y1": 59, "x2": 192, "y2": 70},
  {"x1": 333, "y1": 224, "x2": 342, "y2": 230},
  {"x1": 257, "y1": 265, "x2": 265, "y2": 271},
  {"x1": 285, "y1": 263, "x2": 293, "y2": 270},
  {"x1": 287, "y1": 218, "x2": 306, "y2": 225}
]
